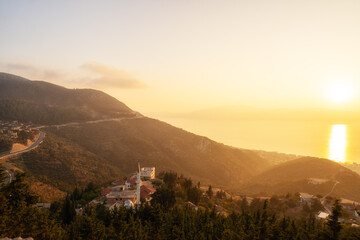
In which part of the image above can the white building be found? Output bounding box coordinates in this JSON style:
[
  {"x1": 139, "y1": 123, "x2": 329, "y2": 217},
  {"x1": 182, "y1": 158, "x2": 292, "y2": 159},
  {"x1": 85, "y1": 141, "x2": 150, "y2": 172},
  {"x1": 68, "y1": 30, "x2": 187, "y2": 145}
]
[
  {"x1": 140, "y1": 167, "x2": 155, "y2": 180},
  {"x1": 316, "y1": 211, "x2": 329, "y2": 220}
]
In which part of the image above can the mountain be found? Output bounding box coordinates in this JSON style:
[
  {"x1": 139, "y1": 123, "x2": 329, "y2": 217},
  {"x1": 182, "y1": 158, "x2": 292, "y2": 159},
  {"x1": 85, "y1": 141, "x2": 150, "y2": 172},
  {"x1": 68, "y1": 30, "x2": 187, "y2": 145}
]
[
  {"x1": 46, "y1": 118, "x2": 267, "y2": 187},
  {"x1": 0, "y1": 73, "x2": 269, "y2": 192},
  {"x1": 241, "y1": 157, "x2": 360, "y2": 201},
  {"x1": 0, "y1": 72, "x2": 137, "y2": 124}
]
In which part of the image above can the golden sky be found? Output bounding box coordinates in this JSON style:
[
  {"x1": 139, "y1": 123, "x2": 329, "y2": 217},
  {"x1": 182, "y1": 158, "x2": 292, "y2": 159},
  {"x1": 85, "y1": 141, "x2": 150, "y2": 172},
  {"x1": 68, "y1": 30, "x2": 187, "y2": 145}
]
[{"x1": 1, "y1": 0, "x2": 360, "y2": 114}]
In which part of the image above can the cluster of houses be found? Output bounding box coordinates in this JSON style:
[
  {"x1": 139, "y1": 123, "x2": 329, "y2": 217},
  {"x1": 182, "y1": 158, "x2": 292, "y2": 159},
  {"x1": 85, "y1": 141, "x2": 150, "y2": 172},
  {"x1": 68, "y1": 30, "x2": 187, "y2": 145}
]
[
  {"x1": 299, "y1": 192, "x2": 360, "y2": 226},
  {"x1": 0, "y1": 121, "x2": 33, "y2": 139},
  {"x1": 99, "y1": 167, "x2": 157, "y2": 210}
]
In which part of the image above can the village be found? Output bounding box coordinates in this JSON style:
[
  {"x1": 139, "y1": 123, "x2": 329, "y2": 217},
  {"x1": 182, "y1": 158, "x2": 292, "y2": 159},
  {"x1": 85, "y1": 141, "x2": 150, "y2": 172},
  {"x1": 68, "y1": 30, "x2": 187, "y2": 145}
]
[
  {"x1": 0, "y1": 120, "x2": 37, "y2": 154},
  {"x1": 0, "y1": 120, "x2": 35, "y2": 139},
  {"x1": 84, "y1": 165, "x2": 360, "y2": 227},
  {"x1": 89, "y1": 166, "x2": 157, "y2": 211}
]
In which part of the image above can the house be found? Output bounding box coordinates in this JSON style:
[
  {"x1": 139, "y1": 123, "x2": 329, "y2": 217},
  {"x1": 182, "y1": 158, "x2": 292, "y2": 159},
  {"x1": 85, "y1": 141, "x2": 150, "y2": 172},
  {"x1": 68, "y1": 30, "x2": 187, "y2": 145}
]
[
  {"x1": 101, "y1": 187, "x2": 112, "y2": 196},
  {"x1": 112, "y1": 176, "x2": 137, "y2": 190},
  {"x1": 340, "y1": 198, "x2": 359, "y2": 210},
  {"x1": 140, "y1": 185, "x2": 156, "y2": 202},
  {"x1": 112, "y1": 179, "x2": 126, "y2": 186},
  {"x1": 125, "y1": 176, "x2": 138, "y2": 189},
  {"x1": 316, "y1": 211, "x2": 329, "y2": 220},
  {"x1": 141, "y1": 167, "x2": 155, "y2": 180},
  {"x1": 34, "y1": 203, "x2": 51, "y2": 209},
  {"x1": 300, "y1": 192, "x2": 314, "y2": 203},
  {"x1": 112, "y1": 185, "x2": 125, "y2": 192},
  {"x1": 106, "y1": 190, "x2": 137, "y2": 204},
  {"x1": 8, "y1": 131, "x2": 17, "y2": 138}
]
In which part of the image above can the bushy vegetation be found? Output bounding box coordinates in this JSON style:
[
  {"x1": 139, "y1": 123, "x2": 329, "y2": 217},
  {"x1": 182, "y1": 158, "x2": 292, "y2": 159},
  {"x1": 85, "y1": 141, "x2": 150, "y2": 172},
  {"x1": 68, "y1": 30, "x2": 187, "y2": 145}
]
[
  {"x1": 16, "y1": 132, "x2": 121, "y2": 192},
  {"x1": 0, "y1": 133, "x2": 12, "y2": 154},
  {"x1": 1, "y1": 169, "x2": 360, "y2": 239},
  {"x1": 16, "y1": 129, "x2": 36, "y2": 145},
  {"x1": 0, "y1": 99, "x2": 93, "y2": 125}
]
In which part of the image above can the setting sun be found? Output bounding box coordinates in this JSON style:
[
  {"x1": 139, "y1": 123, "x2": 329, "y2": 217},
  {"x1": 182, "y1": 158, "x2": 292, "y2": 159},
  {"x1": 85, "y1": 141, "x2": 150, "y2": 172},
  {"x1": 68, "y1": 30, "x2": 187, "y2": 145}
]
[{"x1": 325, "y1": 82, "x2": 354, "y2": 104}]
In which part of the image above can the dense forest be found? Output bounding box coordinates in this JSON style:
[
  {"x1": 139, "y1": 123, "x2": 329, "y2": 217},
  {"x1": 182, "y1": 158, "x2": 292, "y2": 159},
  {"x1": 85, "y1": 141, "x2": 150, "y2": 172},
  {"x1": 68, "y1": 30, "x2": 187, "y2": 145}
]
[{"x1": 1, "y1": 168, "x2": 360, "y2": 240}]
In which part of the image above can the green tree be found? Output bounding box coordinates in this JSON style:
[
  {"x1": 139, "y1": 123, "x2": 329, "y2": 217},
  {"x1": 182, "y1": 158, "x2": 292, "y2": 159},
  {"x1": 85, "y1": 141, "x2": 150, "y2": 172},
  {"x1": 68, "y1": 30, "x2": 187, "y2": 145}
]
[
  {"x1": 0, "y1": 165, "x2": 7, "y2": 184},
  {"x1": 326, "y1": 199, "x2": 342, "y2": 240},
  {"x1": 311, "y1": 198, "x2": 324, "y2": 213},
  {"x1": 181, "y1": 178, "x2": 193, "y2": 192},
  {"x1": 163, "y1": 172, "x2": 177, "y2": 189},
  {"x1": 206, "y1": 185, "x2": 213, "y2": 199},
  {"x1": 62, "y1": 196, "x2": 76, "y2": 224},
  {"x1": 151, "y1": 187, "x2": 176, "y2": 209},
  {"x1": 187, "y1": 187, "x2": 202, "y2": 205}
]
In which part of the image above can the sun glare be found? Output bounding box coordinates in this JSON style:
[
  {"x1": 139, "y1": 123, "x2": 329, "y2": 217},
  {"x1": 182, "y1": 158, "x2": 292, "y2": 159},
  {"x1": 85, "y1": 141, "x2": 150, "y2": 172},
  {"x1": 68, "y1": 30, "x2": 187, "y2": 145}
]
[
  {"x1": 325, "y1": 82, "x2": 353, "y2": 104},
  {"x1": 328, "y1": 124, "x2": 347, "y2": 163}
]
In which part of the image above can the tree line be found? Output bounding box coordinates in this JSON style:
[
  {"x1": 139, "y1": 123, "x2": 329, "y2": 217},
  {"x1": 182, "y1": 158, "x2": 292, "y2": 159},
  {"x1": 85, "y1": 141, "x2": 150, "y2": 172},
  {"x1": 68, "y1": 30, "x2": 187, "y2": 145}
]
[{"x1": 1, "y1": 169, "x2": 360, "y2": 239}]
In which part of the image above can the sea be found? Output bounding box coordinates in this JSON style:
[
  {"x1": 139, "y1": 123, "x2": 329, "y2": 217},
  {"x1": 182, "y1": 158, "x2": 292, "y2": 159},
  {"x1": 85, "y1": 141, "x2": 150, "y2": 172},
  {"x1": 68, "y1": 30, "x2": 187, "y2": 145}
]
[{"x1": 152, "y1": 116, "x2": 360, "y2": 164}]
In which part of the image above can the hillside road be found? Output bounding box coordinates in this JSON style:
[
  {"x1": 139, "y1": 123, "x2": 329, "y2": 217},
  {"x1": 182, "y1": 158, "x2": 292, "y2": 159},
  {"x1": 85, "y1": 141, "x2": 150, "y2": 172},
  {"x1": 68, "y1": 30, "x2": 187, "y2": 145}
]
[{"x1": 0, "y1": 131, "x2": 46, "y2": 161}]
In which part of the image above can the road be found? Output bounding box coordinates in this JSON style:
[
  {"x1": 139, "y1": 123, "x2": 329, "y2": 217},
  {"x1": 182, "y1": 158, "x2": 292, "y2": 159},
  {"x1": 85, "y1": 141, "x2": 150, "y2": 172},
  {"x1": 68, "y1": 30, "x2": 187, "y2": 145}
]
[
  {"x1": 0, "y1": 131, "x2": 46, "y2": 161},
  {"x1": 0, "y1": 131, "x2": 45, "y2": 185},
  {"x1": 321, "y1": 181, "x2": 339, "y2": 213},
  {"x1": 37, "y1": 115, "x2": 143, "y2": 129}
]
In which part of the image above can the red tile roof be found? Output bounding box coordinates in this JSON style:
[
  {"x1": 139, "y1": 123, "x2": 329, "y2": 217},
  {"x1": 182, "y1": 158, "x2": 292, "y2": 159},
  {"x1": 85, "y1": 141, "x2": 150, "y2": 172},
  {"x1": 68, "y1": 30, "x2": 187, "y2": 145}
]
[
  {"x1": 112, "y1": 179, "x2": 126, "y2": 185},
  {"x1": 101, "y1": 187, "x2": 112, "y2": 196},
  {"x1": 140, "y1": 185, "x2": 156, "y2": 199}
]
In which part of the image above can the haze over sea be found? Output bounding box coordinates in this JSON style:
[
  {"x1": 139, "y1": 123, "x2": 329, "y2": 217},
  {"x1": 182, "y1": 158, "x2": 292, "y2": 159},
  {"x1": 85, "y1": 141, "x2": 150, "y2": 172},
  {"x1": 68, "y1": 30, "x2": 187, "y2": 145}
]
[{"x1": 151, "y1": 116, "x2": 360, "y2": 164}]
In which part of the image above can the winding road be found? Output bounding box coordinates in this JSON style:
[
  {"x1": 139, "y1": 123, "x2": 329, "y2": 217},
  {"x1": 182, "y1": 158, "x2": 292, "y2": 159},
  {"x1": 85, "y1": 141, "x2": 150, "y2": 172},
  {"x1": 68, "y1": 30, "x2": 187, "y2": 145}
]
[
  {"x1": 321, "y1": 181, "x2": 339, "y2": 213},
  {"x1": 0, "y1": 131, "x2": 46, "y2": 161},
  {"x1": 0, "y1": 131, "x2": 45, "y2": 184},
  {"x1": 37, "y1": 115, "x2": 144, "y2": 130}
]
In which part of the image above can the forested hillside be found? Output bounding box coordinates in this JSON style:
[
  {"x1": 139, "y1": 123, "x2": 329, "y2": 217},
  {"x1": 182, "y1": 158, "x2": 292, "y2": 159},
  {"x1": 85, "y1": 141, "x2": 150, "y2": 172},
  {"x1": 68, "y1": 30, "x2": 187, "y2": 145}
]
[
  {"x1": 0, "y1": 72, "x2": 136, "y2": 124},
  {"x1": 46, "y1": 118, "x2": 269, "y2": 188},
  {"x1": 15, "y1": 132, "x2": 122, "y2": 192}
]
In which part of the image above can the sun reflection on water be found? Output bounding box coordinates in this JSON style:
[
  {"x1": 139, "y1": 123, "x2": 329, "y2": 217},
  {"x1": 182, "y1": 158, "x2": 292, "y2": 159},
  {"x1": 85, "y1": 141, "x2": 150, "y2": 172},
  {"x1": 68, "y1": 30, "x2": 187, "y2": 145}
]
[{"x1": 328, "y1": 124, "x2": 347, "y2": 163}]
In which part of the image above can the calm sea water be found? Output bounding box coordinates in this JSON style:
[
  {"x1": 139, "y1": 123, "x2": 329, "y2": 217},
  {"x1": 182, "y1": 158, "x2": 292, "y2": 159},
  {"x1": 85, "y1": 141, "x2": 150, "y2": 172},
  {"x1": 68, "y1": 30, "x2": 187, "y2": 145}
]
[{"x1": 154, "y1": 117, "x2": 360, "y2": 163}]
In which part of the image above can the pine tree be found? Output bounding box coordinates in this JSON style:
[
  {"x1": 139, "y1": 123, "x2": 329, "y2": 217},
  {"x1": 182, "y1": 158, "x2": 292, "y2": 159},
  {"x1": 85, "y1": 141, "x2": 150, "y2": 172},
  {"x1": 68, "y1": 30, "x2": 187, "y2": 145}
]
[
  {"x1": 326, "y1": 199, "x2": 342, "y2": 240},
  {"x1": 62, "y1": 195, "x2": 76, "y2": 224},
  {"x1": 0, "y1": 165, "x2": 7, "y2": 184}
]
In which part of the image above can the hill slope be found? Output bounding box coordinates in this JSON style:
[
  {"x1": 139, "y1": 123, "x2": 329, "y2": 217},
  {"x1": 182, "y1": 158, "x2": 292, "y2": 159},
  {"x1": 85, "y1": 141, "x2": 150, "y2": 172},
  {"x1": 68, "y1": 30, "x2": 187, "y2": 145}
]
[
  {"x1": 15, "y1": 132, "x2": 121, "y2": 192},
  {"x1": 0, "y1": 72, "x2": 136, "y2": 124},
  {"x1": 241, "y1": 157, "x2": 360, "y2": 201},
  {"x1": 0, "y1": 73, "x2": 269, "y2": 191},
  {"x1": 46, "y1": 118, "x2": 268, "y2": 187}
]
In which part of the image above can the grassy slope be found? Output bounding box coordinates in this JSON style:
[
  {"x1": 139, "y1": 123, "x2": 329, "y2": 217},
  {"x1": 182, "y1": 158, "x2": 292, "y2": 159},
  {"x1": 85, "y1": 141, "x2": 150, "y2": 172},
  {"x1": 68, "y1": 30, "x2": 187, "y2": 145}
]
[
  {"x1": 47, "y1": 117, "x2": 269, "y2": 188},
  {"x1": 15, "y1": 132, "x2": 123, "y2": 192}
]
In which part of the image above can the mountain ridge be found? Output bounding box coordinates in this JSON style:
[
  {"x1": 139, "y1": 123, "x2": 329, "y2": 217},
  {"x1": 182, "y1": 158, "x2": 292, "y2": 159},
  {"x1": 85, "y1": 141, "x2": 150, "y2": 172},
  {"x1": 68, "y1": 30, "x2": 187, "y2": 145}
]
[{"x1": 0, "y1": 73, "x2": 269, "y2": 192}]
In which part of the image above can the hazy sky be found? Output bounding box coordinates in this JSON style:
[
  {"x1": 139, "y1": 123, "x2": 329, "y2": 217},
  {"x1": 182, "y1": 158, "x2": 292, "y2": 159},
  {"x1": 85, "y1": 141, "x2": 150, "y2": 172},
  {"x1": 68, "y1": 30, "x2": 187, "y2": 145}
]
[{"x1": 1, "y1": 0, "x2": 360, "y2": 114}]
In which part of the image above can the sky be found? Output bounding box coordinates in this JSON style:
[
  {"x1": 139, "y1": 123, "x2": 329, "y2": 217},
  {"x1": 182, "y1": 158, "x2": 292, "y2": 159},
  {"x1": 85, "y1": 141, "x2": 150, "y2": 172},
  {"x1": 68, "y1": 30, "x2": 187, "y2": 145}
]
[{"x1": 1, "y1": 0, "x2": 360, "y2": 114}]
